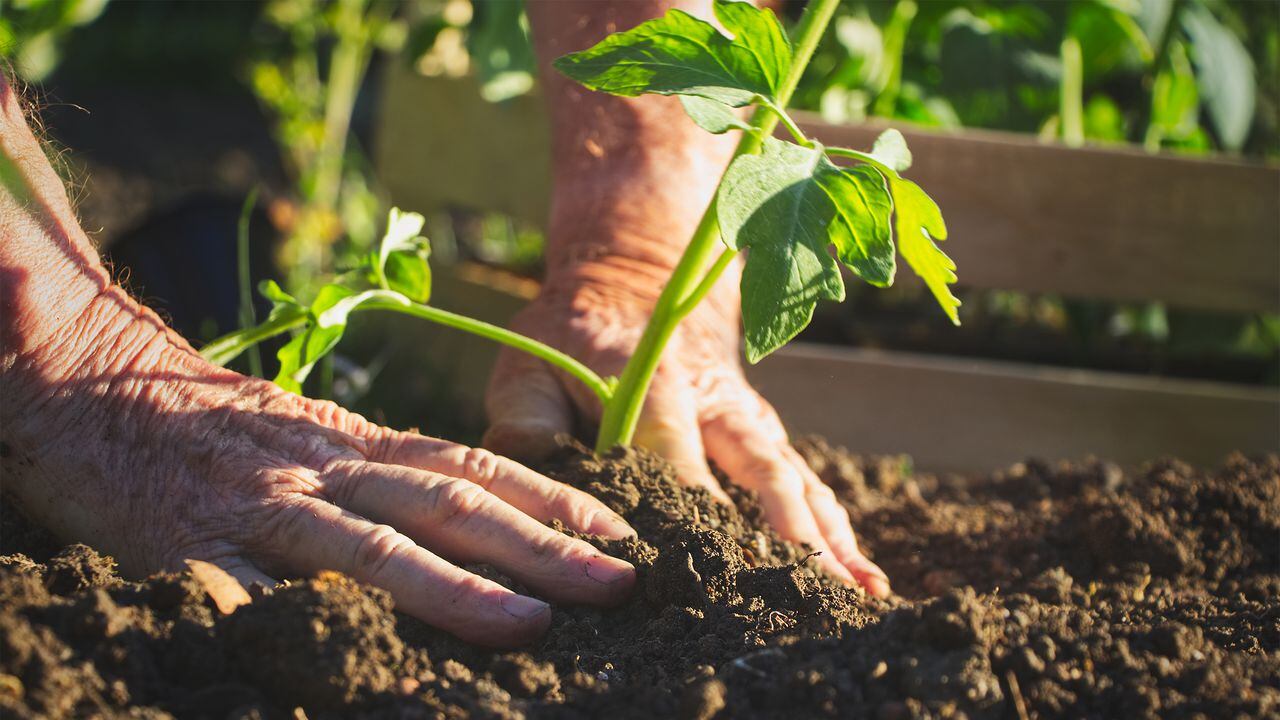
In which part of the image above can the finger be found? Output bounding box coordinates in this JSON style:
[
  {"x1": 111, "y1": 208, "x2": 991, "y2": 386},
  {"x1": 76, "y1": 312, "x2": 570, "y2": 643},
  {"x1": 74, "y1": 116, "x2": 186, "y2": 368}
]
[
  {"x1": 370, "y1": 434, "x2": 633, "y2": 538},
  {"x1": 703, "y1": 412, "x2": 856, "y2": 584},
  {"x1": 484, "y1": 349, "x2": 575, "y2": 463},
  {"x1": 780, "y1": 445, "x2": 891, "y2": 598},
  {"x1": 634, "y1": 388, "x2": 730, "y2": 503},
  {"x1": 270, "y1": 495, "x2": 552, "y2": 646},
  {"x1": 211, "y1": 556, "x2": 278, "y2": 591},
  {"x1": 324, "y1": 460, "x2": 635, "y2": 606}
]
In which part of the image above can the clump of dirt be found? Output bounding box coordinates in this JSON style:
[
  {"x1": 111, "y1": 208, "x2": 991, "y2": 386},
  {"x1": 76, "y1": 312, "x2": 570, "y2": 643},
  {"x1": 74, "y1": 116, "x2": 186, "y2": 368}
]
[{"x1": 0, "y1": 440, "x2": 1276, "y2": 719}]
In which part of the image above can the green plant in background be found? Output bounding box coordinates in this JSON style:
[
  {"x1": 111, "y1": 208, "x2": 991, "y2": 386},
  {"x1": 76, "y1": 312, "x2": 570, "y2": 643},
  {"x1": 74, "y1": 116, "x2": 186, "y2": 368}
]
[
  {"x1": 206, "y1": 0, "x2": 957, "y2": 453},
  {"x1": 250, "y1": 0, "x2": 406, "y2": 295},
  {"x1": 405, "y1": 0, "x2": 538, "y2": 103},
  {"x1": 0, "y1": 0, "x2": 107, "y2": 81},
  {"x1": 798, "y1": 0, "x2": 1264, "y2": 155}
]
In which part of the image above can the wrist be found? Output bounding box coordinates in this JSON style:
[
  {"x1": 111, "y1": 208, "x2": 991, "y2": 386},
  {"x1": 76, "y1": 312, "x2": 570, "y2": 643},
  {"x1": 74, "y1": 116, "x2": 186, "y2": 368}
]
[{"x1": 2, "y1": 288, "x2": 181, "y2": 445}]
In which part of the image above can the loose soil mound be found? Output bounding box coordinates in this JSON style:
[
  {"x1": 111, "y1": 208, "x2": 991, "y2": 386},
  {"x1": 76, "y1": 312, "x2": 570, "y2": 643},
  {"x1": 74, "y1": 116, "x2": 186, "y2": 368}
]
[{"x1": 1, "y1": 441, "x2": 1276, "y2": 719}]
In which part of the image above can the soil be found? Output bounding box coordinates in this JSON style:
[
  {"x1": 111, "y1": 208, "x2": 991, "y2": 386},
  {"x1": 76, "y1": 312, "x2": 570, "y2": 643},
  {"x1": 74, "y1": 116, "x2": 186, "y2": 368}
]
[{"x1": 1, "y1": 440, "x2": 1276, "y2": 719}]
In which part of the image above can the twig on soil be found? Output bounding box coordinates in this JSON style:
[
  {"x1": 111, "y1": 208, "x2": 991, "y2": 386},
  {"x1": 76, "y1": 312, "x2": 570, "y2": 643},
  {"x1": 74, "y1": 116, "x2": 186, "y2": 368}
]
[
  {"x1": 1005, "y1": 670, "x2": 1031, "y2": 720},
  {"x1": 184, "y1": 559, "x2": 252, "y2": 614}
]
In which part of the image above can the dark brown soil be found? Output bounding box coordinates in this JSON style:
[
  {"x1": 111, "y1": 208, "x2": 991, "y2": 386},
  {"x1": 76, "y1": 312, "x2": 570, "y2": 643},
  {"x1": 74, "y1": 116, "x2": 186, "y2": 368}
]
[{"x1": 1, "y1": 440, "x2": 1276, "y2": 719}]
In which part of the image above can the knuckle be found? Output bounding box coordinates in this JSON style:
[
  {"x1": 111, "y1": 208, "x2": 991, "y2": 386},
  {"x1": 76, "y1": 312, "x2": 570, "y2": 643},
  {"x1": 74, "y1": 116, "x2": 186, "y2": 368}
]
[
  {"x1": 545, "y1": 482, "x2": 590, "y2": 523},
  {"x1": 351, "y1": 524, "x2": 413, "y2": 579},
  {"x1": 431, "y1": 480, "x2": 490, "y2": 531},
  {"x1": 829, "y1": 534, "x2": 861, "y2": 561},
  {"x1": 738, "y1": 451, "x2": 795, "y2": 489},
  {"x1": 365, "y1": 427, "x2": 406, "y2": 463},
  {"x1": 458, "y1": 447, "x2": 503, "y2": 489},
  {"x1": 245, "y1": 495, "x2": 312, "y2": 561},
  {"x1": 317, "y1": 458, "x2": 359, "y2": 506},
  {"x1": 805, "y1": 479, "x2": 839, "y2": 502},
  {"x1": 525, "y1": 527, "x2": 565, "y2": 561},
  {"x1": 442, "y1": 573, "x2": 491, "y2": 611}
]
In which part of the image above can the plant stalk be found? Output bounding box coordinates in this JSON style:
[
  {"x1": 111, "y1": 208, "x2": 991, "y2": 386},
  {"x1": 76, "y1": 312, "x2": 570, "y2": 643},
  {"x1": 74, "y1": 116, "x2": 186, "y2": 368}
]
[
  {"x1": 1141, "y1": 0, "x2": 1187, "y2": 150},
  {"x1": 237, "y1": 188, "x2": 263, "y2": 377},
  {"x1": 872, "y1": 0, "x2": 917, "y2": 118},
  {"x1": 203, "y1": 299, "x2": 614, "y2": 405},
  {"x1": 1060, "y1": 35, "x2": 1085, "y2": 148},
  {"x1": 593, "y1": 0, "x2": 843, "y2": 453}
]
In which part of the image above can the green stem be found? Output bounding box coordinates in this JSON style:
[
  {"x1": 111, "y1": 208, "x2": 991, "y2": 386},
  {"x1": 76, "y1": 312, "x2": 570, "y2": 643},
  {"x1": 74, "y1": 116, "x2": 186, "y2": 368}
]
[
  {"x1": 313, "y1": 0, "x2": 366, "y2": 213},
  {"x1": 674, "y1": 249, "x2": 738, "y2": 318},
  {"x1": 370, "y1": 300, "x2": 615, "y2": 404},
  {"x1": 872, "y1": 0, "x2": 917, "y2": 118},
  {"x1": 237, "y1": 188, "x2": 263, "y2": 378},
  {"x1": 594, "y1": 0, "x2": 843, "y2": 453},
  {"x1": 1060, "y1": 35, "x2": 1085, "y2": 148},
  {"x1": 1141, "y1": 0, "x2": 1186, "y2": 150},
  {"x1": 204, "y1": 299, "x2": 614, "y2": 405},
  {"x1": 824, "y1": 145, "x2": 896, "y2": 176},
  {"x1": 768, "y1": 101, "x2": 811, "y2": 146},
  {"x1": 201, "y1": 313, "x2": 308, "y2": 367}
]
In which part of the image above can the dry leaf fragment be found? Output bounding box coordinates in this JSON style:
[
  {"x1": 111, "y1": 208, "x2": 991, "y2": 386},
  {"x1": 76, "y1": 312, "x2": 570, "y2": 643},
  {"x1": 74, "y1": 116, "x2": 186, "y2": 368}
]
[{"x1": 184, "y1": 559, "x2": 252, "y2": 614}]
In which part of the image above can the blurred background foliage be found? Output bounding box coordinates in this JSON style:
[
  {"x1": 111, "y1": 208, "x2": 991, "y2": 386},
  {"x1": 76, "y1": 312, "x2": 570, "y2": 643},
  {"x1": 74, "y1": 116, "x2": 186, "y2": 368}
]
[{"x1": 2, "y1": 0, "x2": 1276, "y2": 400}]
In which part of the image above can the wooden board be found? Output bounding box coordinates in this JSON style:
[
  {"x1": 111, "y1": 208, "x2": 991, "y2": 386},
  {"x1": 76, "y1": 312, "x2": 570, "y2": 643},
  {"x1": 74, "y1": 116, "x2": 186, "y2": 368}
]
[
  {"x1": 376, "y1": 66, "x2": 552, "y2": 226},
  {"x1": 746, "y1": 343, "x2": 1279, "y2": 473},
  {"x1": 416, "y1": 265, "x2": 1278, "y2": 474},
  {"x1": 808, "y1": 118, "x2": 1280, "y2": 314},
  {"x1": 376, "y1": 65, "x2": 1280, "y2": 313}
]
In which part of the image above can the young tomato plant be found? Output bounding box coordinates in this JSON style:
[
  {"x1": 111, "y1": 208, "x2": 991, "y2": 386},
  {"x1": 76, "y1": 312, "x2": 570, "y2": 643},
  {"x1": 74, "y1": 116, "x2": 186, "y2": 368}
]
[
  {"x1": 553, "y1": 0, "x2": 958, "y2": 451},
  {"x1": 202, "y1": 208, "x2": 613, "y2": 402},
  {"x1": 203, "y1": 0, "x2": 957, "y2": 456}
]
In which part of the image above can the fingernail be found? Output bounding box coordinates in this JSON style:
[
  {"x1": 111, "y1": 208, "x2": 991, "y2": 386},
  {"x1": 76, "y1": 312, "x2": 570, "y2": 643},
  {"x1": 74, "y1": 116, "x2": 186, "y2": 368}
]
[
  {"x1": 589, "y1": 512, "x2": 636, "y2": 539},
  {"x1": 585, "y1": 556, "x2": 635, "y2": 585},
  {"x1": 859, "y1": 569, "x2": 892, "y2": 598},
  {"x1": 500, "y1": 594, "x2": 551, "y2": 619}
]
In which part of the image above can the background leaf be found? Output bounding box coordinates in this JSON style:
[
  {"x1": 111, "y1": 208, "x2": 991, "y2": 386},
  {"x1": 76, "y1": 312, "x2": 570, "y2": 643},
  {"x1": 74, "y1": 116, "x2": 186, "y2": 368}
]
[
  {"x1": 553, "y1": 1, "x2": 788, "y2": 107},
  {"x1": 1182, "y1": 5, "x2": 1255, "y2": 151}
]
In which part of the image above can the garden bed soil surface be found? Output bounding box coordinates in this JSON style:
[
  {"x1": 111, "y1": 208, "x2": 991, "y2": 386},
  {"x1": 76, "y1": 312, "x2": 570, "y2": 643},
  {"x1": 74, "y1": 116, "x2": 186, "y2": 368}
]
[{"x1": 1, "y1": 439, "x2": 1277, "y2": 719}]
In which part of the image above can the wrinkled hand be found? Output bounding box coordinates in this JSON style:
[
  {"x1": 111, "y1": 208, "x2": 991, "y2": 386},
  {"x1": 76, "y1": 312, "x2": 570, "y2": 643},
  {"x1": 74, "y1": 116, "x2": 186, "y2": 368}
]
[
  {"x1": 1, "y1": 296, "x2": 636, "y2": 646},
  {"x1": 485, "y1": 265, "x2": 890, "y2": 597}
]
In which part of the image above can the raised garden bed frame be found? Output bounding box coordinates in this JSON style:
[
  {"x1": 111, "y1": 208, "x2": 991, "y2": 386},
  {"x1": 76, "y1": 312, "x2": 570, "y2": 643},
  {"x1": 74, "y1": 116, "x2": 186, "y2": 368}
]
[{"x1": 374, "y1": 66, "x2": 1279, "y2": 473}]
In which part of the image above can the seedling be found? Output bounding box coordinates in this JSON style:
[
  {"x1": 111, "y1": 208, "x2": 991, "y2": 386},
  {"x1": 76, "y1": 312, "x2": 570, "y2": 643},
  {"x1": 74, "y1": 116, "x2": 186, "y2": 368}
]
[{"x1": 203, "y1": 0, "x2": 957, "y2": 454}]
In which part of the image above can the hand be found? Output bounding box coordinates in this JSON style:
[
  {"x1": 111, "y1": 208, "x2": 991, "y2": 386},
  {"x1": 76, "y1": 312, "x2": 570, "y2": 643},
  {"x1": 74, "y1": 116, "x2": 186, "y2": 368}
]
[
  {"x1": 485, "y1": 263, "x2": 891, "y2": 597},
  {"x1": 0, "y1": 294, "x2": 636, "y2": 646}
]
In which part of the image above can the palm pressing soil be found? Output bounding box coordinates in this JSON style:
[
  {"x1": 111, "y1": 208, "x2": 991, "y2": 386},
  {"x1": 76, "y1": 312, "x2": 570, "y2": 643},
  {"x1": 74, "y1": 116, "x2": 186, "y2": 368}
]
[{"x1": 1, "y1": 439, "x2": 1276, "y2": 719}]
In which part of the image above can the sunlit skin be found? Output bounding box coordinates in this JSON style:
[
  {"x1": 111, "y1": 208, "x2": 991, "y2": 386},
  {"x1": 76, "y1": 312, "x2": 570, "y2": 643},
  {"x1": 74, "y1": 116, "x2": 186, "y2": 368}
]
[
  {"x1": 0, "y1": 1, "x2": 884, "y2": 653},
  {"x1": 485, "y1": 0, "x2": 889, "y2": 597},
  {"x1": 0, "y1": 74, "x2": 637, "y2": 648}
]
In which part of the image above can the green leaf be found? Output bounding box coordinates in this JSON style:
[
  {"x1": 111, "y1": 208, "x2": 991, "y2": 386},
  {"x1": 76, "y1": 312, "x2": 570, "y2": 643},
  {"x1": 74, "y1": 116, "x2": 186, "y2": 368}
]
[
  {"x1": 372, "y1": 207, "x2": 432, "y2": 303},
  {"x1": 711, "y1": 0, "x2": 792, "y2": 92},
  {"x1": 1149, "y1": 42, "x2": 1199, "y2": 142},
  {"x1": 718, "y1": 138, "x2": 898, "y2": 363},
  {"x1": 273, "y1": 286, "x2": 411, "y2": 393},
  {"x1": 384, "y1": 251, "x2": 432, "y2": 303},
  {"x1": 259, "y1": 279, "x2": 298, "y2": 307},
  {"x1": 885, "y1": 173, "x2": 960, "y2": 325},
  {"x1": 1182, "y1": 6, "x2": 1254, "y2": 151},
  {"x1": 679, "y1": 95, "x2": 753, "y2": 134},
  {"x1": 553, "y1": 0, "x2": 790, "y2": 108},
  {"x1": 870, "y1": 128, "x2": 912, "y2": 172},
  {"x1": 831, "y1": 165, "x2": 896, "y2": 286}
]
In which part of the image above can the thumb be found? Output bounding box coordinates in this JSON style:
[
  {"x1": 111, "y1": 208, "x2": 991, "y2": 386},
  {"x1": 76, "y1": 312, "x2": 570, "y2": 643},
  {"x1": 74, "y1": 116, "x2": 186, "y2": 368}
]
[
  {"x1": 484, "y1": 347, "x2": 575, "y2": 464},
  {"x1": 634, "y1": 390, "x2": 731, "y2": 504}
]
